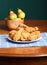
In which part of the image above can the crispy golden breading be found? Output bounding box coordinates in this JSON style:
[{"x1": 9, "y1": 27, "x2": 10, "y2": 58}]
[
  {"x1": 9, "y1": 30, "x2": 17, "y2": 34},
  {"x1": 25, "y1": 27, "x2": 35, "y2": 33},
  {"x1": 25, "y1": 27, "x2": 31, "y2": 32},
  {"x1": 12, "y1": 33, "x2": 21, "y2": 41},
  {"x1": 20, "y1": 35, "x2": 27, "y2": 41},
  {"x1": 12, "y1": 28, "x2": 24, "y2": 41},
  {"x1": 35, "y1": 27, "x2": 39, "y2": 30},
  {"x1": 9, "y1": 24, "x2": 41, "y2": 41},
  {"x1": 30, "y1": 27, "x2": 35, "y2": 32},
  {"x1": 28, "y1": 34, "x2": 37, "y2": 41},
  {"x1": 9, "y1": 30, "x2": 17, "y2": 39},
  {"x1": 21, "y1": 30, "x2": 30, "y2": 39}
]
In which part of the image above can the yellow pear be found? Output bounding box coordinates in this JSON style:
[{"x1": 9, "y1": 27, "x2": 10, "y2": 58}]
[
  {"x1": 9, "y1": 10, "x2": 17, "y2": 20},
  {"x1": 18, "y1": 8, "x2": 25, "y2": 19},
  {"x1": 18, "y1": 8, "x2": 22, "y2": 14}
]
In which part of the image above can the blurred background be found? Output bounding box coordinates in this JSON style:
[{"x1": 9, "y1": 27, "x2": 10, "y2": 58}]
[{"x1": 0, "y1": 0, "x2": 47, "y2": 20}]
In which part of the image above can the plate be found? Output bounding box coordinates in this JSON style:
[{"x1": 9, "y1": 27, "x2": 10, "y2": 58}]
[{"x1": 8, "y1": 36, "x2": 42, "y2": 43}]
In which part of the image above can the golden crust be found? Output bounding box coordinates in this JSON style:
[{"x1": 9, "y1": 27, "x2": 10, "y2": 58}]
[{"x1": 9, "y1": 24, "x2": 41, "y2": 41}]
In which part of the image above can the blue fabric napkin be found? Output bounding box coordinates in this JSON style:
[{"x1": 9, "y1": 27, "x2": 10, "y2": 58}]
[{"x1": 0, "y1": 32, "x2": 47, "y2": 48}]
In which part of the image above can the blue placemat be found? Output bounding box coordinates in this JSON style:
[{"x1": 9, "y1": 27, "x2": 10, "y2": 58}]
[{"x1": 0, "y1": 32, "x2": 47, "y2": 48}]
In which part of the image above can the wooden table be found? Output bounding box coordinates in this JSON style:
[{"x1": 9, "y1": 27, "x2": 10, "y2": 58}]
[{"x1": 0, "y1": 20, "x2": 47, "y2": 65}]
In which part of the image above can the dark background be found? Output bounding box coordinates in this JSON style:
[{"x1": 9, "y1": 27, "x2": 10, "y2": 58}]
[{"x1": 0, "y1": 0, "x2": 47, "y2": 20}]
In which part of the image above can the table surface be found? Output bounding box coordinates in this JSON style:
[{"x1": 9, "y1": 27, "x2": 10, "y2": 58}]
[{"x1": 0, "y1": 20, "x2": 47, "y2": 57}]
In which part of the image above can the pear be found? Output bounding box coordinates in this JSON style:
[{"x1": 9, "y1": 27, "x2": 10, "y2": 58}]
[
  {"x1": 18, "y1": 8, "x2": 23, "y2": 14},
  {"x1": 18, "y1": 8, "x2": 25, "y2": 19},
  {"x1": 9, "y1": 10, "x2": 17, "y2": 20}
]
